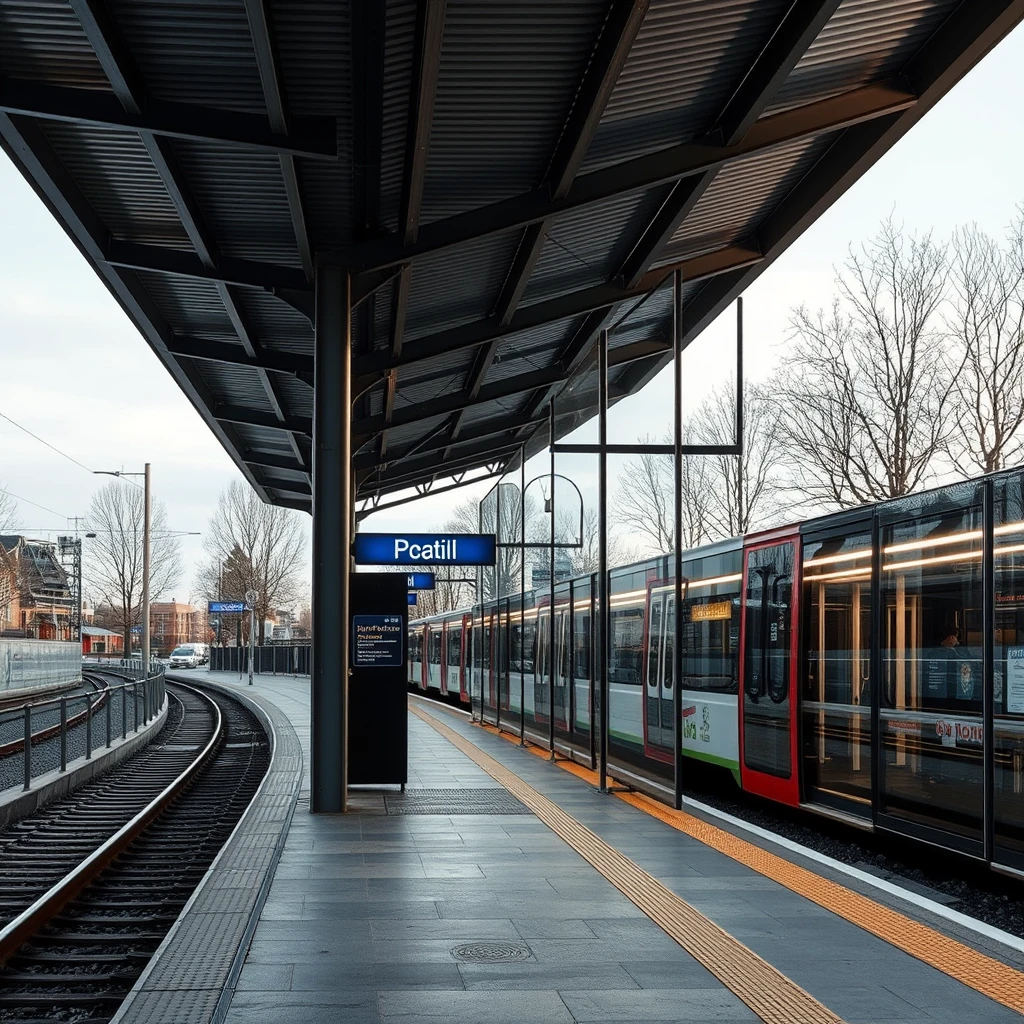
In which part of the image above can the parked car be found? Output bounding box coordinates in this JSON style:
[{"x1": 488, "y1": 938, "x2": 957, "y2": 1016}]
[{"x1": 169, "y1": 644, "x2": 201, "y2": 669}]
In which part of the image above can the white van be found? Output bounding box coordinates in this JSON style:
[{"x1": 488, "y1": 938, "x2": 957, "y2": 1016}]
[{"x1": 169, "y1": 644, "x2": 200, "y2": 669}]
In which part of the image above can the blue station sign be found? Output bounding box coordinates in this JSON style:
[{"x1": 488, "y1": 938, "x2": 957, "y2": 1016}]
[
  {"x1": 209, "y1": 601, "x2": 247, "y2": 613},
  {"x1": 406, "y1": 572, "x2": 436, "y2": 591},
  {"x1": 354, "y1": 533, "x2": 496, "y2": 567},
  {"x1": 407, "y1": 592, "x2": 418, "y2": 606}
]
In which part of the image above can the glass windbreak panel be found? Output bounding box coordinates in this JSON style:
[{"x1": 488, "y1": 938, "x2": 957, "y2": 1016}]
[
  {"x1": 994, "y1": 477, "x2": 1024, "y2": 864},
  {"x1": 880, "y1": 507, "x2": 983, "y2": 844},
  {"x1": 802, "y1": 530, "x2": 872, "y2": 814},
  {"x1": 743, "y1": 542, "x2": 795, "y2": 778},
  {"x1": 647, "y1": 598, "x2": 663, "y2": 695},
  {"x1": 572, "y1": 589, "x2": 592, "y2": 735}
]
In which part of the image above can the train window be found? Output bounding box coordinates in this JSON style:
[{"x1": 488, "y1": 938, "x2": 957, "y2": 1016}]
[
  {"x1": 802, "y1": 528, "x2": 872, "y2": 815},
  {"x1": 664, "y1": 599, "x2": 674, "y2": 691},
  {"x1": 574, "y1": 604, "x2": 590, "y2": 682},
  {"x1": 993, "y1": 476, "x2": 1024, "y2": 865},
  {"x1": 743, "y1": 542, "x2": 795, "y2": 779},
  {"x1": 880, "y1": 506, "x2": 983, "y2": 844},
  {"x1": 408, "y1": 631, "x2": 422, "y2": 663},
  {"x1": 429, "y1": 629, "x2": 443, "y2": 665},
  {"x1": 522, "y1": 616, "x2": 536, "y2": 673},
  {"x1": 447, "y1": 626, "x2": 462, "y2": 668},
  {"x1": 610, "y1": 607, "x2": 644, "y2": 685},
  {"x1": 508, "y1": 619, "x2": 523, "y2": 673},
  {"x1": 647, "y1": 598, "x2": 662, "y2": 691},
  {"x1": 472, "y1": 623, "x2": 483, "y2": 667}
]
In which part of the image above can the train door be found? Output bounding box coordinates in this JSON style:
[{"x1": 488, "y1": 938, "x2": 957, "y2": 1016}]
[
  {"x1": 426, "y1": 624, "x2": 443, "y2": 691},
  {"x1": 643, "y1": 588, "x2": 676, "y2": 763},
  {"x1": 554, "y1": 607, "x2": 571, "y2": 731},
  {"x1": 460, "y1": 614, "x2": 473, "y2": 703},
  {"x1": 740, "y1": 530, "x2": 801, "y2": 806},
  {"x1": 535, "y1": 604, "x2": 551, "y2": 723}
]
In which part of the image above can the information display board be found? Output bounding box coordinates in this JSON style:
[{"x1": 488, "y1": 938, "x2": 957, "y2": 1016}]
[
  {"x1": 209, "y1": 601, "x2": 246, "y2": 613},
  {"x1": 352, "y1": 615, "x2": 404, "y2": 667},
  {"x1": 348, "y1": 572, "x2": 408, "y2": 786}
]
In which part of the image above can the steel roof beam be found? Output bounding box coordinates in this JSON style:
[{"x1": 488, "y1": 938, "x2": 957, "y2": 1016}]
[
  {"x1": 0, "y1": 79, "x2": 337, "y2": 159},
  {"x1": 339, "y1": 81, "x2": 914, "y2": 274},
  {"x1": 243, "y1": 451, "x2": 307, "y2": 473},
  {"x1": 353, "y1": 336, "x2": 669, "y2": 439},
  {"x1": 214, "y1": 404, "x2": 312, "y2": 435},
  {"x1": 259, "y1": 476, "x2": 313, "y2": 498},
  {"x1": 352, "y1": 242, "x2": 760, "y2": 381},
  {"x1": 166, "y1": 335, "x2": 313, "y2": 377},
  {"x1": 382, "y1": 0, "x2": 446, "y2": 459},
  {"x1": 453, "y1": 0, "x2": 648, "y2": 456},
  {"x1": 243, "y1": 0, "x2": 313, "y2": 281},
  {"x1": 617, "y1": 0, "x2": 843, "y2": 289},
  {"x1": 363, "y1": 441, "x2": 524, "y2": 494}
]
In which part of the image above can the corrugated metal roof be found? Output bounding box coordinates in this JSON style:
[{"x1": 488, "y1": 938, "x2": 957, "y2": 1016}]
[{"x1": 1, "y1": 0, "x2": 1019, "y2": 511}]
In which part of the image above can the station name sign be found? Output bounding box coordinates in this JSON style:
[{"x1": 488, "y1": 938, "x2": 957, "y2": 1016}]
[
  {"x1": 354, "y1": 533, "x2": 496, "y2": 567},
  {"x1": 208, "y1": 601, "x2": 247, "y2": 613},
  {"x1": 407, "y1": 593, "x2": 418, "y2": 605},
  {"x1": 407, "y1": 572, "x2": 435, "y2": 590}
]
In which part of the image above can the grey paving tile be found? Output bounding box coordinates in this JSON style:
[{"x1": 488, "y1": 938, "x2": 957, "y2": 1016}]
[
  {"x1": 560, "y1": 988, "x2": 758, "y2": 1021},
  {"x1": 225, "y1": 990, "x2": 379, "y2": 1024},
  {"x1": 233, "y1": 963, "x2": 294, "y2": 992},
  {"x1": 369, "y1": 917, "x2": 519, "y2": 941},
  {"x1": 458, "y1": 963, "x2": 639, "y2": 991},
  {"x1": 291, "y1": 962, "x2": 464, "y2": 992},
  {"x1": 527, "y1": 936, "x2": 684, "y2": 965},
  {"x1": 378, "y1": 989, "x2": 575, "y2": 1023},
  {"x1": 619, "y1": 960, "x2": 729, "y2": 990},
  {"x1": 512, "y1": 918, "x2": 597, "y2": 938}
]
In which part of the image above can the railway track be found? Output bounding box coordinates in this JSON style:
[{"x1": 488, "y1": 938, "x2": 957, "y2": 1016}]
[{"x1": 0, "y1": 681, "x2": 270, "y2": 1023}]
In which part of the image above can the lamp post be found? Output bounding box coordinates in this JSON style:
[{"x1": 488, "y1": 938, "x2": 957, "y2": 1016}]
[
  {"x1": 94, "y1": 464, "x2": 151, "y2": 671},
  {"x1": 245, "y1": 589, "x2": 258, "y2": 686}
]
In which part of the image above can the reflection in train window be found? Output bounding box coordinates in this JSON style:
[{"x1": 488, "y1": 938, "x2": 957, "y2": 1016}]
[
  {"x1": 994, "y1": 475, "x2": 1024, "y2": 866},
  {"x1": 879, "y1": 506, "x2": 983, "y2": 845}
]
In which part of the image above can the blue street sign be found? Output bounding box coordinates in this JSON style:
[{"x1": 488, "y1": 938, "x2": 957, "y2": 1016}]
[
  {"x1": 406, "y1": 572, "x2": 435, "y2": 591},
  {"x1": 209, "y1": 601, "x2": 247, "y2": 613},
  {"x1": 354, "y1": 533, "x2": 496, "y2": 567},
  {"x1": 407, "y1": 592, "x2": 417, "y2": 605}
]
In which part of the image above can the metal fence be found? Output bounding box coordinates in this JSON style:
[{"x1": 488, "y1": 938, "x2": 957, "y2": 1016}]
[
  {"x1": 209, "y1": 645, "x2": 310, "y2": 676},
  {"x1": 10, "y1": 668, "x2": 166, "y2": 791},
  {"x1": 0, "y1": 640, "x2": 81, "y2": 694}
]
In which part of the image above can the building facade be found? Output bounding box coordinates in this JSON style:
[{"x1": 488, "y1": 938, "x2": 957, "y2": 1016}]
[{"x1": 0, "y1": 536, "x2": 75, "y2": 639}]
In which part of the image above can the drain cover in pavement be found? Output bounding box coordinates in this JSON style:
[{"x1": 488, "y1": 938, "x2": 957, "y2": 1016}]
[
  {"x1": 450, "y1": 942, "x2": 533, "y2": 963},
  {"x1": 383, "y1": 788, "x2": 531, "y2": 815}
]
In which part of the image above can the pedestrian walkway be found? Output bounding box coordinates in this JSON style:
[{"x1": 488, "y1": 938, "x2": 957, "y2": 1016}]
[{"x1": 191, "y1": 670, "x2": 1024, "y2": 1023}]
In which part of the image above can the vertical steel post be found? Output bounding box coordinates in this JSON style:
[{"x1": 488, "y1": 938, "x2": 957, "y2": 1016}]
[
  {"x1": 520, "y1": 444, "x2": 526, "y2": 745},
  {"x1": 312, "y1": 264, "x2": 351, "y2": 813},
  {"x1": 60, "y1": 697, "x2": 67, "y2": 771},
  {"x1": 673, "y1": 270, "x2": 685, "y2": 810},
  {"x1": 248, "y1": 603, "x2": 255, "y2": 686},
  {"x1": 735, "y1": 298, "x2": 744, "y2": 522},
  {"x1": 549, "y1": 401, "x2": 556, "y2": 758},
  {"x1": 106, "y1": 689, "x2": 112, "y2": 748},
  {"x1": 495, "y1": 482, "x2": 502, "y2": 733},
  {"x1": 23, "y1": 706, "x2": 31, "y2": 790},
  {"x1": 983, "y1": 480, "x2": 995, "y2": 862},
  {"x1": 142, "y1": 463, "x2": 151, "y2": 674},
  {"x1": 122, "y1": 682, "x2": 127, "y2": 739},
  {"x1": 86, "y1": 693, "x2": 92, "y2": 758},
  {"x1": 599, "y1": 328, "x2": 610, "y2": 792}
]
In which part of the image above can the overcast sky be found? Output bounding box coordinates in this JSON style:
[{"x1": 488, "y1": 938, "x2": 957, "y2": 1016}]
[{"x1": 2, "y1": 22, "x2": 1024, "y2": 603}]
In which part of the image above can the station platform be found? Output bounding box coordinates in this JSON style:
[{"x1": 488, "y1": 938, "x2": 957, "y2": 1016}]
[{"x1": 146, "y1": 670, "x2": 1024, "y2": 1024}]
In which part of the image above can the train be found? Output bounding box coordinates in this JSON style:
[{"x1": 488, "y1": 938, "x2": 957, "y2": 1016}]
[{"x1": 409, "y1": 466, "x2": 1024, "y2": 877}]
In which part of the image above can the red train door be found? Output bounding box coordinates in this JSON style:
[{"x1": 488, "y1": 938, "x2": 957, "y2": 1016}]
[{"x1": 739, "y1": 528, "x2": 801, "y2": 807}]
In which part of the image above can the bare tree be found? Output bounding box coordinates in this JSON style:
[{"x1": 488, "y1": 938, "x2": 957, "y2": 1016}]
[
  {"x1": 779, "y1": 219, "x2": 956, "y2": 506},
  {"x1": 696, "y1": 380, "x2": 781, "y2": 536},
  {"x1": 409, "y1": 568, "x2": 474, "y2": 618},
  {"x1": 945, "y1": 218, "x2": 1024, "y2": 475},
  {"x1": 87, "y1": 481, "x2": 183, "y2": 654},
  {"x1": 559, "y1": 507, "x2": 638, "y2": 575},
  {"x1": 613, "y1": 433, "x2": 715, "y2": 554},
  {"x1": 448, "y1": 486, "x2": 540, "y2": 599},
  {"x1": 197, "y1": 481, "x2": 306, "y2": 645},
  {"x1": 0, "y1": 486, "x2": 17, "y2": 533}
]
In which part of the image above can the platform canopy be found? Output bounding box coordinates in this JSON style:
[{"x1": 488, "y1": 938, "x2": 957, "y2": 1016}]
[{"x1": 2, "y1": 0, "x2": 1022, "y2": 512}]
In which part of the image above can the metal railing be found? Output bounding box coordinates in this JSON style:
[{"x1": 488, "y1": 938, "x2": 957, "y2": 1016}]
[
  {"x1": 11, "y1": 668, "x2": 166, "y2": 792},
  {"x1": 209, "y1": 645, "x2": 310, "y2": 676}
]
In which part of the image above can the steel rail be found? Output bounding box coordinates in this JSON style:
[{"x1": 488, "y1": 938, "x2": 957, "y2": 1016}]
[{"x1": 0, "y1": 680, "x2": 223, "y2": 965}]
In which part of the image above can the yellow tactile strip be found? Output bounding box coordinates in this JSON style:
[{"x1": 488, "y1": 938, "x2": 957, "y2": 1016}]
[
  {"x1": 450, "y1": 706, "x2": 1024, "y2": 1017},
  {"x1": 409, "y1": 702, "x2": 845, "y2": 1024}
]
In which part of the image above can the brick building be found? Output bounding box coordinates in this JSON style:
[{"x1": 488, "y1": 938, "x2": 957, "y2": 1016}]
[
  {"x1": 0, "y1": 535, "x2": 75, "y2": 639},
  {"x1": 149, "y1": 601, "x2": 212, "y2": 655}
]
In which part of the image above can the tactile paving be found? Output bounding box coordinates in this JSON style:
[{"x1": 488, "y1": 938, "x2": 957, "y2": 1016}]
[
  {"x1": 384, "y1": 787, "x2": 531, "y2": 815},
  {"x1": 411, "y1": 703, "x2": 846, "y2": 1024}
]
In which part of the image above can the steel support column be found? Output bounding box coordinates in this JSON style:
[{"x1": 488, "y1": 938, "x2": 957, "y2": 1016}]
[
  {"x1": 673, "y1": 270, "x2": 684, "y2": 810},
  {"x1": 598, "y1": 328, "x2": 610, "y2": 793},
  {"x1": 311, "y1": 265, "x2": 351, "y2": 813},
  {"x1": 520, "y1": 444, "x2": 527, "y2": 746},
  {"x1": 549, "y1": 401, "x2": 556, "y2": 758}
]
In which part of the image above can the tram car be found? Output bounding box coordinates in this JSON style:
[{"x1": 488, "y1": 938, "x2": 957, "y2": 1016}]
[{"x1": 409, "y1": 468, "x2": 1024, "y2": 876}]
